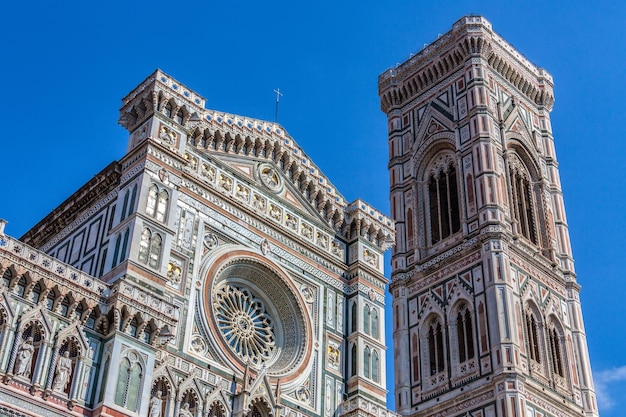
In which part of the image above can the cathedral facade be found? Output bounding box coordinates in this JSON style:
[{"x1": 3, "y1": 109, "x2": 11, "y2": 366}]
[
  {"x1": 379, "y1": 16, "x2": 598, "y2": 417},
  {"x1": 0, "y1": 69, "x2": 394, "y2": 417}
]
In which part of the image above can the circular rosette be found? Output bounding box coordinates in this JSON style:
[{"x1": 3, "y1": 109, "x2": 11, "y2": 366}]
[
  {"x1": 214, "y1": 285, "x2": 276, "y2": 365},
  {"x1": 203, "y1": 253, "x2": 312, "y2": 382}
]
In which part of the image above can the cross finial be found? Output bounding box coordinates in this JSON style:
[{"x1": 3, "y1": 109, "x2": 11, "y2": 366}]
[{"x1": 274, "y1": 88, "x2": 283, "y2": 122}]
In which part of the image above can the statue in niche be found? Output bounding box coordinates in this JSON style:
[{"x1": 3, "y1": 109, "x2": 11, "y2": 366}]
[
  {"x1": 178, "y1": 403, "x2": 193, "y2": 417},
  {"x1": 149, "y1": 390, "x2": 163, "y2": 417},
  {"x1": 14, "y1": 337, "x2": 35, "y2": 377},
  {"x1": 52, "y1": 351, "x2": 72, "y2": 392}
]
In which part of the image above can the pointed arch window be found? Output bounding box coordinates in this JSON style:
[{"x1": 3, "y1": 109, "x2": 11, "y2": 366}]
[
  {"x1": 350, "y1": 344, "x2": 357, "y2": 377},
  {"x1": 146, "y1": 184, "x2": 169, "y2": 223},
  {"x1": 138, "y1": 227, "x2": 162, "y2": 269},
  {"x1": 30, "y1": 282, "x2": 42, "y2": 304},
  {"x1": 115, "y1": 356, "x2": 143, "y2": 412},
  {"x1": 428, "y1": 317, "x2": 445, "y2": 375},
  {"x1": 427, "y1": 156, "x2": 461, "y2": 244},
  {"x1": 149, "y1": 233, "x2": 162, "y2": 269},
  {"x1": 175, "y1": 109, "x2": 184, "y2": 125},
  {"x1": 371, "y1": 309, "x2": 379, "y2": 339},
  {"x1": 363, "y1": 346, "x2": 371, "y2": 378},
  {"x1": 509, "y1": 156, "x2": 537, "y2": 244},
  {"x1": 372, "y1": 350, "x2": 380, "y2": 382},
  {"x1": 351, "y1": 302, "x2": 357, "y2": 333},
  {"x1": 164, "y1": 102, "x2": 173, "y2": 118},
  {"x1": 525, "y1": 310, "x2": 541, "y2": 363},
  {"x1": 548, "y1": 325, "x2": 564, "y2": 377},
  {"x1": 2, "y1": 269, "x2": 12, "y2": 288},
  {"x1": 363, "y1": 305, "x2": 371, "y2": 335},
  {"x1": 456, "y1": 304, "x2": 475, "y2": 363}
]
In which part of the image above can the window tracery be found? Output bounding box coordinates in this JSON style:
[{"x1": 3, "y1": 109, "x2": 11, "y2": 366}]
[
  {"x1": 509, "y1": 155, "x2": 538, "y2": 244},
  {"x1": 524, "y1": 305, "x2": 543, "y2": 372},
  {"x1": 114, "y1": 351, "x2": 143, "y2": 412},
  {"x1": 146, "y1": 184, "x2": 169, "y2": 223},
  {"x1": 426, "y1": 153, "x2": 461, "y2": 244},
  {"x1": 214, "y1": 284, "x2": 275, "y2": 365},
  {"x1": 138, "y1": 227, "x2": 163, "y2": 269},
  {"x1": 427, "y1": 317, "x2": 445, "y2": 376},
  {"x1": 455, "y1": 303, "x2": 475, "y2": 364},
  {"x1": 548, "y1": 323, "x2": 564, "y2": 378}
]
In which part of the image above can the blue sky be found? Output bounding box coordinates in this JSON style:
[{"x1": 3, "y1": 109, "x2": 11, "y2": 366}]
[{"x1": 1, "y1": 0, "x2": 624, "y2": 414}]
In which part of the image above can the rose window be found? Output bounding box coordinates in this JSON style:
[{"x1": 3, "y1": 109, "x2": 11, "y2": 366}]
[{"x1": 214, "y1": 285, "x2": 275, "y2": 365}]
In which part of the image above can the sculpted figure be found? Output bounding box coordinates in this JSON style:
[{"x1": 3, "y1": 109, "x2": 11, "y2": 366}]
[
  {"x1": 149, "y1": 390, "x2": 163, "y2": 417},
  {"x1": 178, "y1": 402, "x2": 193, "y2": 417},
  {"x1": 14, "y1": 337, "x2": 35, "y2": 377},
  {"x1": 52, "y1": 351, "x2": 72, "y2": 392}
]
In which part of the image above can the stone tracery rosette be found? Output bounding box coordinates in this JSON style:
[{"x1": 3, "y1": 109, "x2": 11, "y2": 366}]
[{"x1": 200, "y1": 250, "x2": 312, "y2": 385}]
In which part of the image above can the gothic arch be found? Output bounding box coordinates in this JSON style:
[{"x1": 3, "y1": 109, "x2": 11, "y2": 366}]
[{"x1": 420, "y1": 312, "x2": 447, "y2": 390}]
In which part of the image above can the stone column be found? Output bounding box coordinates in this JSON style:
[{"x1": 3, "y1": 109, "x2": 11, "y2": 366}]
[
  {"x1": 5, "y1": 329, "x2": 23, "y2": 378},
  {"x1": 69, "y1": 356, "x2": 84, "y2": 401},
  {"x1": 45, "y1": 347, "x2": 59, "y2": 391}
]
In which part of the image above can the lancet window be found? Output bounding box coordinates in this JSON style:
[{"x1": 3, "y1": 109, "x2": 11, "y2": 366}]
[
  {"x1": 525, "y1": 309, "x2": 541, "y2": 363},
  {"x1": 426, "y1": 154, "x2": 461, "y2": 244},
  {"x1": 427, "y1": 317, "x2": 446, "y2": 375},
  {"x1": 509, "y1": 155, "x2": 537, "y2": 244},
  {"x1": 548, "y1": 324, "x2": 564, "y2": 377},
  {"x1": 456, "y1": 303, "x2": 475, "y2": 363},
  {"x1": 138, "y1": 227, "x2": 163, "y2": 269}
]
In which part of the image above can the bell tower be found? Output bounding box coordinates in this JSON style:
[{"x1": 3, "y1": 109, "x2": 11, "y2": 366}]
[{"x1": 379, "y1": 16, "x2": 598, "y2": 417}]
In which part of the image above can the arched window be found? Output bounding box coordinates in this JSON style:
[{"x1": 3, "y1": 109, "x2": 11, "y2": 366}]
[
  {"x1": 138, "y1": 228, "x2": 151, "y2": 264},
  {"x1": 128, "y1": 317, "x2": 139, "y2": 337},
  {"x1": 146, "y1": 185, "x2": 158, "y2": 218},
  {"x1": 363, "y1": 305, "x2": 371, "y2": 335},
  {"x1": 146, "y1": 184, "x2": 169, "y2": 223},
  {"x1": 2, "y1": 269, "x2": 12, "y2": 288},
  {"x1": 142, "y1": 323, "x2": 153, "y2": 344},
  {"x1": 371, "y1": 309, "x2": 379, "y2": 339},
  {"x1": 175, "y1": 109, "x2": 184, "y2": 125},
  {"x1": 525, "y1": 310, "x2": 541, "y2": 363},
  {"x1": 548, "y1": 325, "x2": 564, "y2": 377},
  {"x1": 120, "y1": 189, "x2": 130, "y2": 222},
  {"x1": 59, "y1": 296, "x2": 71, "y2": 317},
  {"x1": 30, "y1": 282, "x2": 42, "y2": 304},
  {"x1": 350, "y1": 344, "x2": 357, "y2": 377},
  {"x1": 412, "y1": 333, "x2": 419, "y2": 380},
  {"x1": 14, "y1": 276, "x2": 27, "y2": 297},
  {"x1": 428, "y1": 317, "x2": 445, "y2": 375},
  {"x1": 112, "y1": 233, "x2": 122, "y2": 268},
  {"x1": 149, "y1": 233, "x2": 162, "y2": 269},
  {"x1": 351, "y1": 302, "x2": 357, "y2": 333},
  {"x1": 509, "y1": 155, "x2": 537, "y2": 244},
  {"x1": 363, "y1": 347, "x2": 371, "y2": 378},
  {"x1": 456, "y1": 304, "x2": 475, "y2": 363},
  {"x1": 46, "y1": 290, "x2": 58, "y2": 312},
  {"x1": 156, "y1": 190, "x2": 169, "y2": 222},
  {"x1": 372, "y1": 350, "x2": 380, "y2": 382},
  {"x1": 427, "y1": 155, "x2": 461, "y2": 244},
  {"x1": 164, "y1": 102, "x2": 173, "y2": 118},
  {"x1": 115, "y1": 355, "x2": 143, "y2": 412}
]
